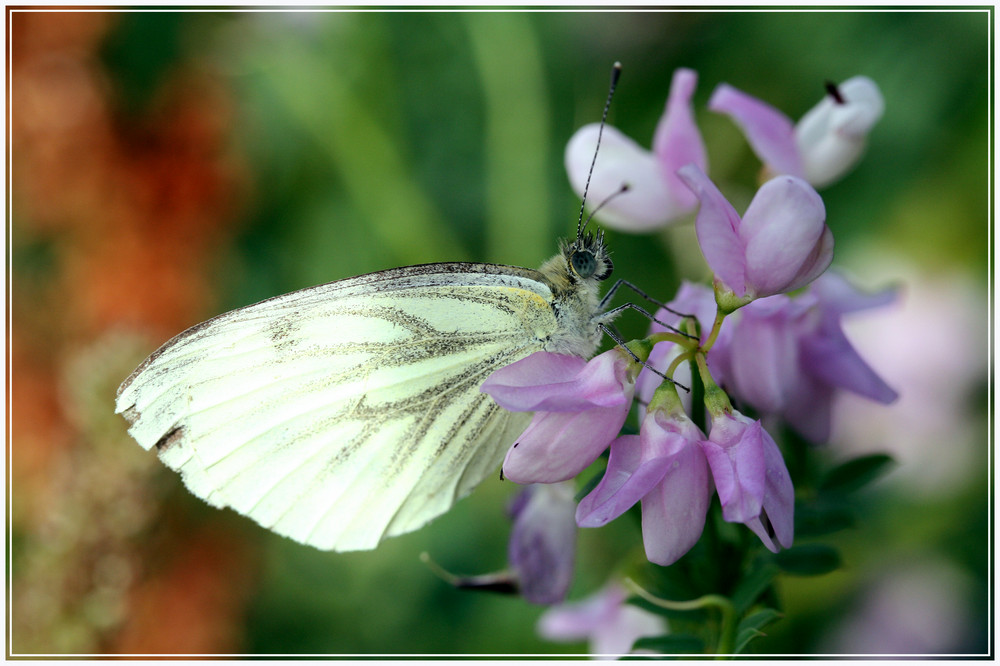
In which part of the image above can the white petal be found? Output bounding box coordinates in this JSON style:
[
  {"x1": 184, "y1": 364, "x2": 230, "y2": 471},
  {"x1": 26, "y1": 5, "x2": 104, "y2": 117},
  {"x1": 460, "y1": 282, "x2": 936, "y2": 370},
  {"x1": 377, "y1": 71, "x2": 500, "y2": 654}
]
[
  {"x1": 565, "y1": 123, "x2": 686, "y2": 232},
  {"x1": 795, "y1": 76, "x2": 884, "y2": 187}
]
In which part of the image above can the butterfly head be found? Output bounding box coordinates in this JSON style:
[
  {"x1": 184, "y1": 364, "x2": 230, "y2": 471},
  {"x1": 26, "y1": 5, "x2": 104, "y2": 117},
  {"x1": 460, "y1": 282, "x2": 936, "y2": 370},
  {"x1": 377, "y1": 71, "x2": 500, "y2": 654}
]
[{"x1": 564, "y1": 229, "x2": 613, "y2": 282}]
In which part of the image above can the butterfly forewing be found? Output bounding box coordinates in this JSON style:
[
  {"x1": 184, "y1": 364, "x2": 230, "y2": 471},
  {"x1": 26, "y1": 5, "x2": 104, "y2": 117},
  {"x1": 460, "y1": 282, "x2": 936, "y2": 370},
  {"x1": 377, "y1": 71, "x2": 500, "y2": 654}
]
[{"x1": 116, "y1": 263, "x2": 561, "y2": 551}]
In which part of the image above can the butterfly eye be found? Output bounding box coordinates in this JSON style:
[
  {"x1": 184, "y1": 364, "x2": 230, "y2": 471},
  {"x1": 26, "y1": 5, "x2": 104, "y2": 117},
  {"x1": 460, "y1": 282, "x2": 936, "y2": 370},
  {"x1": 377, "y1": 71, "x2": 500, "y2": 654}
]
[
  {"x1": 571, "y1": 249, "x2": 612, "y2": 281},
  {"x1": 570, "y1": 249, "x2": 598, "y2": 278}
]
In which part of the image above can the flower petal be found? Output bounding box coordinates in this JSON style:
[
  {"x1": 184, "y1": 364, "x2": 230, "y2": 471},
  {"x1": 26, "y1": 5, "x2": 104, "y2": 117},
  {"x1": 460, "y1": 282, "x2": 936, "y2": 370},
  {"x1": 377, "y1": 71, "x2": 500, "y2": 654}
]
[
  {"x1": 740, "y1": 175, "x2": 830, "y2": 297},
  {"x1": 502, "y1": 404, "x2": 629, "y2": 483},
  {"x1": 795, "y1": 76, "x2": 884, "y2": 187},
  {"x1": 784, "y1": 224, "x2": 835, "y2": 294},
  {"x1": 537, "y1": 584, "x2": 625, "y2": 641},
  {"x1": 742, "y1": 426, "x2": 795, "y2": 552},
  {"x1": 728, "y1": 297, "x2": 799, "y2": 413},
  {"x1": 484, "y1": 349, "x2": 633, "y2": 413},
  {"x1": 760, "y1": 431, "x2": 795, "y2": 549},
  {"x1": 565, "y1": 124, "x2": 682, "y2": 232},
  {"x1": 576, "y1": 435, "x2": 664, "y2": 528},
  {"x1": 509, "y1": 482, "x2": 578, "y2": 605},
  {"x1": 576, "y1": 409, "x2": 704, "y2": 531},
  {"x1": 481, "y1": 352, "x2": 589, "y2": 412},
  {"x1": 709, "y1": 83, "x2": 804, "y2": 178},
  {"x1": 783, "y1": 372, "x2": 835, "y2": 444},
  {"x1": 573, "y1": 349, "x2": 635, "y2": 408},
  {"x1": 701, "y1": 412, "x2": 766, "y2": 524},
  {"x1": 800, "y1": 322, "x2": 899, "y2": 404},
  {"x1": 652, "y1": 68, "x2": 707, "y2": 212},
  {"x1": 677, "y1": 164, "x2": 748, "y2": 297},
  {"x1": 640, "y1": 437, "x2": 711, "y2": 565},
  {"x1": 537, "y1": 583, "x2": 666, "y2": 656},
  {"x1": 811, "y1": 270, "x2": 898, "y2": 316}
]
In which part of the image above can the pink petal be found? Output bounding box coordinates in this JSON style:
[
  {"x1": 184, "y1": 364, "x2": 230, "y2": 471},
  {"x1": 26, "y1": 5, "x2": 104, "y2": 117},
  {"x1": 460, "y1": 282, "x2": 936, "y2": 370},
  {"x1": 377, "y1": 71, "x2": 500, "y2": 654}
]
[
  {"x1": 743, "y1": 428, "x2": 795, "y2": 552},
  {"x1": 574, "y1": 349, "x2": 634, "y2": 408},
  {"x1": 701, "y1": 413, "x2": 766, "y2": 524},
  {"x1": 576, "y1": 409, "x2": 702, "y2": 530},
  {"x1": 652, "y1": 68, "x2": 708, "y2": 212},
  {"x1": 783, "y1": 373, "x2": 835, "y2": 444},
  {"x1": 800, "y1": 324, "x2": 899, "y2": 404},
  {"x1": 502, "y1": 405, "x2": 629, "y2": 484},
  {"x1": 677, "y1": 164, "x2": 748, "y2": 297},
  {"x1": 740, "y1": 175, "x2": 829, "y2": 297},
  {"x1": 728, "y1": 299, "x2": 799, "y2": 413},
  {"x1": 640, "y1": 436, "x2": 711, "y2": 565},
  {"x1": 537, "y1": 584, "x2": 625, "y2": 640},
  {"x1": 811, "y1": 270, "x2": 898, "y2": 316},
  {"x1": 782, "y1": 225, "x2": 835, "y2": 294},
  {"x1": 481, "y1": 352, "x2": 594, "y2": 412},
  {"x1": 575, "y1": 435, "x2": 663, "y2": 528},
  {"x1": 709, "y1": 83, "x2": 804, "y2": 178},
  {"x1": 508, "y1": 482, "x2": 577, "y2": 605},
  {"x1": 760, "y1": 431, "x2": 795, "y2": 549}
]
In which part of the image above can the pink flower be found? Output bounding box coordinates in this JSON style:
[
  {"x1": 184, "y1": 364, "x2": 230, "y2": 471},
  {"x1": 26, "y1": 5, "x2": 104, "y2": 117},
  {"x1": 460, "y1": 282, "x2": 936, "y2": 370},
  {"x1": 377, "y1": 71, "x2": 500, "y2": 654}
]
[
  {"x1": 507, "y1": 482, "x2": 578, "y2": 605},
  {"x1": 565, "y1": 68, "x2": 707, "y2": 232},
  {"x1": 537, "y1": 582, "x2": 667, "y2": 657},
  {"x1": 700, "y1": 410, "x2": 794, "y2": 552},
  {"x1": 481, "y1": 349, "x2": 637, "y2": 484},
  {"x1": 709, "y1": 76, "x2": 884, "y2": 187},
  {"x1": 711, "y1": 272, "x2": 899, "y2": 443},
  {"x1": 677, "y1": 164, "x2": 833, "y2": 306},
  {"x1": 576, "y1": 407, "x2": 711, "y2": 566},
  {"x1": 785, "y1": 271, "x2": 899, "y2": 442}
]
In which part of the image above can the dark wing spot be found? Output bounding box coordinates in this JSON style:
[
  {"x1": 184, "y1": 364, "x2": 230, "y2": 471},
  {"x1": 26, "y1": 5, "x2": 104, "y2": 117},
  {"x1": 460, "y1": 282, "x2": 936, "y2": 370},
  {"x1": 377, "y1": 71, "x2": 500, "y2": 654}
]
[{"x1": 155, "y1": 426, "x2": 185, "y2": 452}]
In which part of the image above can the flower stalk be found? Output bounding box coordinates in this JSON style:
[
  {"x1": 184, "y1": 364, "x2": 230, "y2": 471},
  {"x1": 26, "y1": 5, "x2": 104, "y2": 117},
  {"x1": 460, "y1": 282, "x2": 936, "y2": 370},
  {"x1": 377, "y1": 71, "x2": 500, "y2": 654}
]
[{"x1": 624, "y1": 578, "x2": 738, "y2": 657}]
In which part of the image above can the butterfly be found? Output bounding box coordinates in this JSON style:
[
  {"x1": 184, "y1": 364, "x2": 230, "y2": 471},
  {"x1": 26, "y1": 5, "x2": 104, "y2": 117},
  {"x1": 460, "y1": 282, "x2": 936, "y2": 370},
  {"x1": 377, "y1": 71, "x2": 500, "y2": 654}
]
[
  {"x1": 115, "y1": 232, "x2": 616, "y2": 552},
  {"x1": 115, "y1": 64, "x2": 636, "y2": 553}
]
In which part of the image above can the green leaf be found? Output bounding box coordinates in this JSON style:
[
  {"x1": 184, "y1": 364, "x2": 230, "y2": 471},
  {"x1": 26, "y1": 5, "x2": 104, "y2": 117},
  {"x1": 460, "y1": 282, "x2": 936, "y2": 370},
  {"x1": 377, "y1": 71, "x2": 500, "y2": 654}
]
[
  {"x1": 734, "y1": 627, "x2": 765, "y2": 654},
  {"x1": 820, "y1": 453, "x2": 895, "y2": 495},
  {"x1": 794, "y1": 500, "x2": 855, "y2": 537},
  {"x1": 774, "y1": 544, "x2": 842, "y2": 576},
  {"x1": 631, "y1": 634, "x2": 706, "y2": 654},
  {"x1": 730, "y1": 561, "x2": 780, "y2": 615},
  {"x1": 734, "y1": 608, "x2": 783, "y2": 653}
]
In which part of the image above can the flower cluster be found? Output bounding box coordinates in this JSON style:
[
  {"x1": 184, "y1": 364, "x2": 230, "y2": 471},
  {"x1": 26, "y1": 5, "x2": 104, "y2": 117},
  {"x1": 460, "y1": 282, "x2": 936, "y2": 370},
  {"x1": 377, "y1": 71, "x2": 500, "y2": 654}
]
[
  {"x1": 640, "y1": 274, "x2": 899, "y2": 444},
  {"x1": 475, "y1": 67, "x2": 894, "y2": 654},
  {"x1": 566, "y1": 73, "x2": 884, "y2": 234}
]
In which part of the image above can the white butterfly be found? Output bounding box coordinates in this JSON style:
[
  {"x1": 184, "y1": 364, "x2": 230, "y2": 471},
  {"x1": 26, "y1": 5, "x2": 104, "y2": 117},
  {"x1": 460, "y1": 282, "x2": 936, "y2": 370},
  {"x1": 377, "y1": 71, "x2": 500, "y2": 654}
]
[{"x1": 115, "y1": 233, "x2": 619, "y2": 552}]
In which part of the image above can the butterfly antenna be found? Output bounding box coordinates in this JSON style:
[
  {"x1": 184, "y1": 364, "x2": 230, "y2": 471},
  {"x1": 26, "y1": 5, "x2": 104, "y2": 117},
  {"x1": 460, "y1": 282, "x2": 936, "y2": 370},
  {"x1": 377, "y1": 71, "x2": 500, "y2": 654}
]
[
  {"x1": 583, "y1": 183, "x2": 630, "y2": 231},
  {"x1": 576, "y1": 61, "x2": 622, "y2": 242}
]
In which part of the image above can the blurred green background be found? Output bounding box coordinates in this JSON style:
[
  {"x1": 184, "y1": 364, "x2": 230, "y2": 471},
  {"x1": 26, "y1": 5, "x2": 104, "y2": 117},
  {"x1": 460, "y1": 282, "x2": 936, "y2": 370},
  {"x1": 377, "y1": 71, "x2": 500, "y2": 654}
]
[{"x1": 9, "y1": 9, "x2": 990, "y2": 656}]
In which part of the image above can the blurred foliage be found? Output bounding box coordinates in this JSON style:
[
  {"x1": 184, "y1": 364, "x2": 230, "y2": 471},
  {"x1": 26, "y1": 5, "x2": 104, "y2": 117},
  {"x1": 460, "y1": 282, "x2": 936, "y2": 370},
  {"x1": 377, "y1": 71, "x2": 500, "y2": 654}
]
[{"x1": 9, "y1": 8, "x2": 990, "y2": 657}]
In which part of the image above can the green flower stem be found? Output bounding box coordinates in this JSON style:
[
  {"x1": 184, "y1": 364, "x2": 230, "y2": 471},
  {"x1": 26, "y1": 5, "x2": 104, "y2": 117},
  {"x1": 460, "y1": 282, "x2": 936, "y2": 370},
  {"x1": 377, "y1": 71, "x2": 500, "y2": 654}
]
[
  {"x1": 666, "y1": 350, "x2": 696, "y2": 380},
  {"x1": 419, "y1": 552, "x2": 462, "y2": 586},
  {"x1": 624, "y1": 578, "x2": 738, "y2": 657},
  {"x1": 701, "y1": 307, "x2": 727, "y2": 353},
  {"x1": 696, "y1": 352, "x2": 732, "y2": 415},
  {"x1": 646, "y1": 331, "x2": 693, "y2": 348}
]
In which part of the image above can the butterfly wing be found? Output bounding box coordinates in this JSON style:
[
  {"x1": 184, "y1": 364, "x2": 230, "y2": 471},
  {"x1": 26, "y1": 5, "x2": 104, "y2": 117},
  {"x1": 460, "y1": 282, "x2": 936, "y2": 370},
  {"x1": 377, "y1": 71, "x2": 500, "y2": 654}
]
[{"x1": 116, "y1": 263, "x2": 559, "y2": 551}]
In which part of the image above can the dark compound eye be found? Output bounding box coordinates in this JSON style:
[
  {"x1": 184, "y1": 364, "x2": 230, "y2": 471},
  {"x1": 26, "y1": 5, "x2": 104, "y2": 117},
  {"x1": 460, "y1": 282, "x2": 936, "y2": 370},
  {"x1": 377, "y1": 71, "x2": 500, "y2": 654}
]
[{"x1": 571, "y1": 249, "x2": 598, "y2": 278}]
